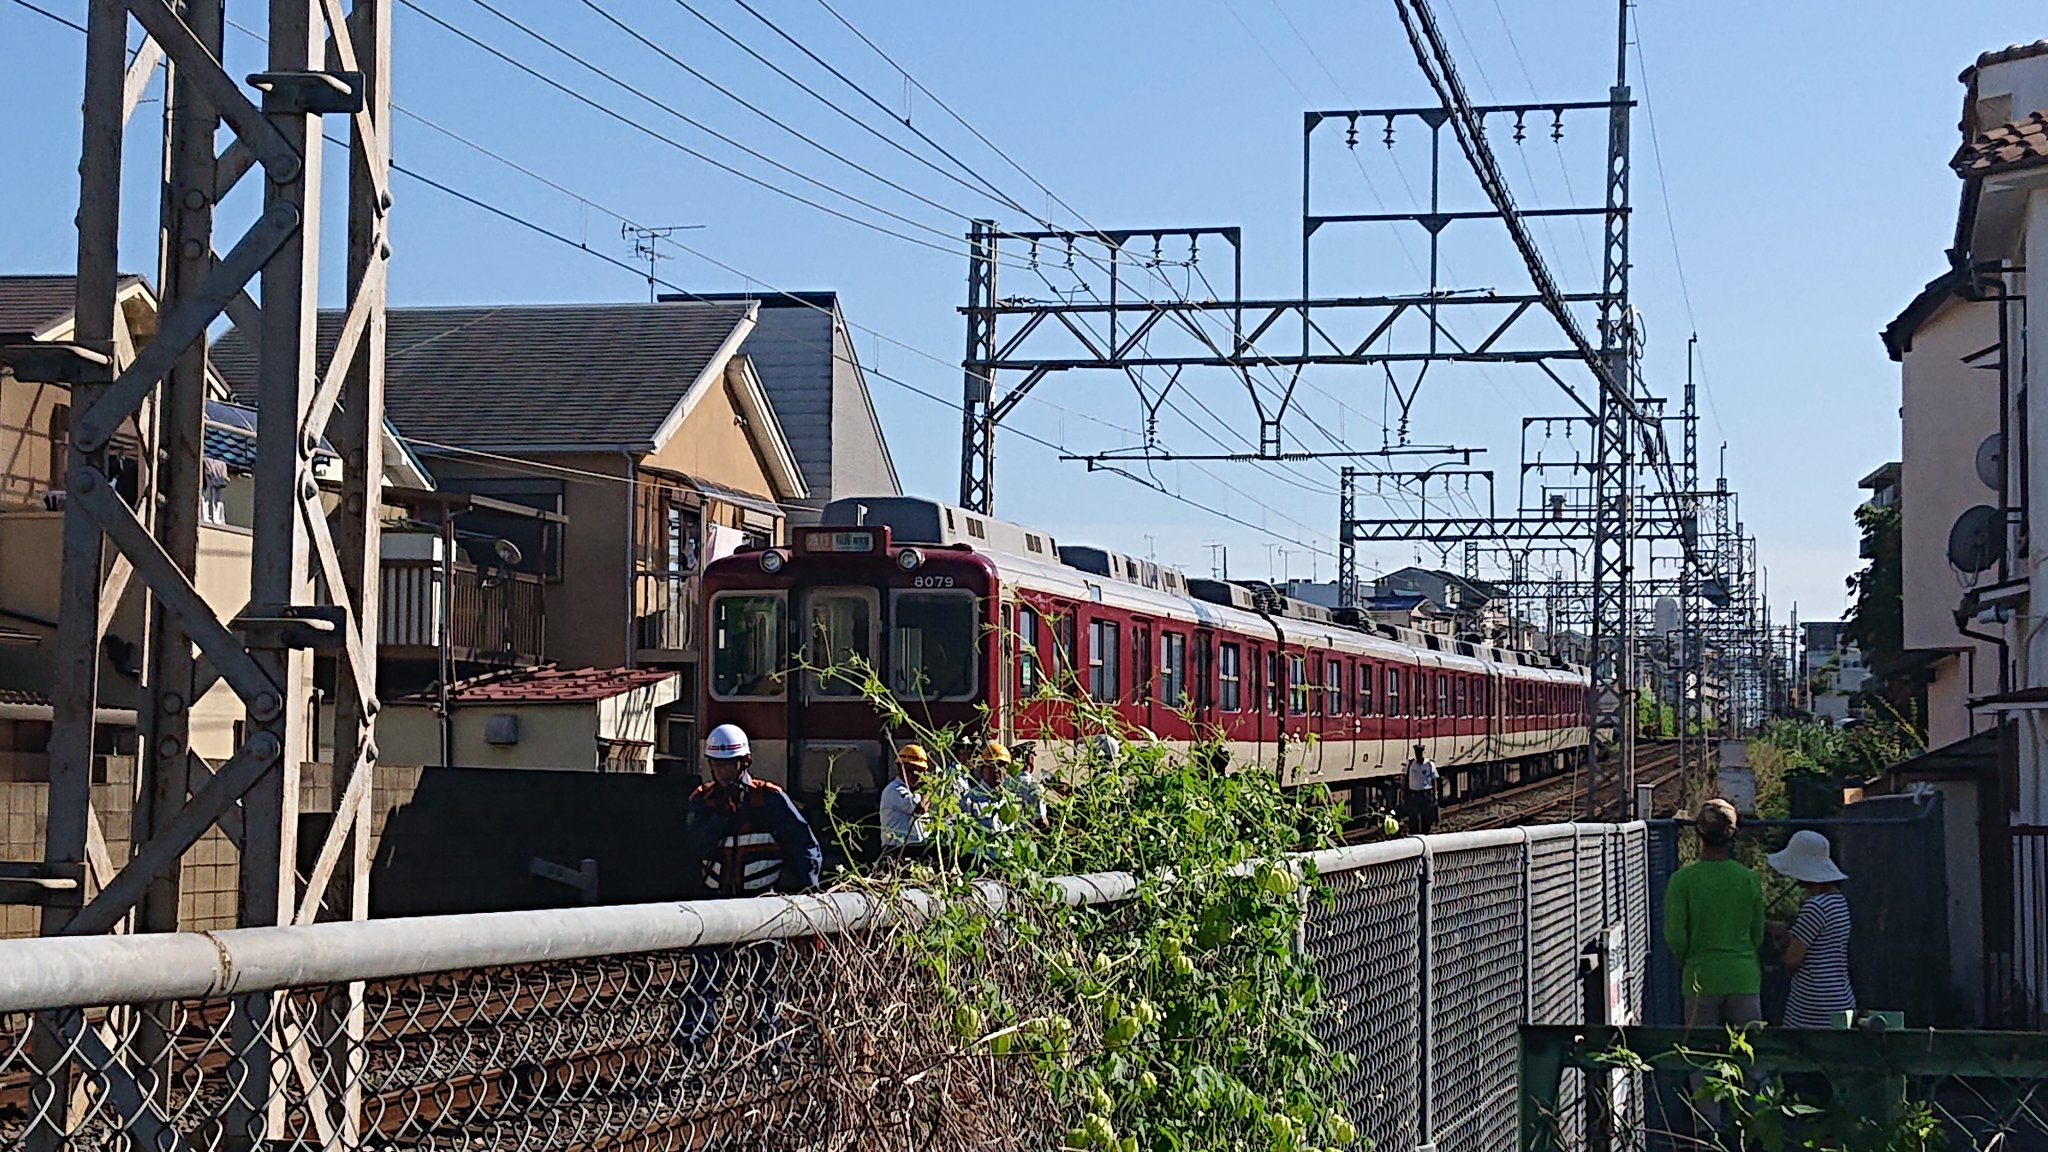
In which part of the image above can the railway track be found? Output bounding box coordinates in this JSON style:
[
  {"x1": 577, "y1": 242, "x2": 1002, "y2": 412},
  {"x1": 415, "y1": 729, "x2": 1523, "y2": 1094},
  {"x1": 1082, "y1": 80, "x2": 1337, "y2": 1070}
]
[{"x1": 1437, "y1": 743, "x2": 1686, "y2": 832}]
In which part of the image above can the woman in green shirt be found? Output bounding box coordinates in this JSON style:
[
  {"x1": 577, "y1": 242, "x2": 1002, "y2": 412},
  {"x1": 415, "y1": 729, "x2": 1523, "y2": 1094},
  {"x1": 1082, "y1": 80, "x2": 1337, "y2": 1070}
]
[{"x1": 1663, "y1": 798, "x2": 1764, "y2": 1027}]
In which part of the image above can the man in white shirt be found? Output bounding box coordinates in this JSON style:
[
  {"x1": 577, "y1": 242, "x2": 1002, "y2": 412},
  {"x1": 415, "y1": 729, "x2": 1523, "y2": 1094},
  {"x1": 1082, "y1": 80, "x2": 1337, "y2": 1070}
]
[
  {"x1": 879, "y1": 743, "x2": 933, "y2": 854},
  {"x1": 1404, "y1": 743, "x2": 1440, "y2": 834}
]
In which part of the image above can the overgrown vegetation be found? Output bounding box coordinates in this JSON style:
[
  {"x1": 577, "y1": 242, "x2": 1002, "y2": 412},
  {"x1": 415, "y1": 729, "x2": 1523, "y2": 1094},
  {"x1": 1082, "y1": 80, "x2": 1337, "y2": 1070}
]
[
  {"x1": 816, "y1": 654, "x2": 1359, "y2": 1151},
  {"x1": 1602, "y1": 1030, "x2": 1943, "y2": 1152},
  {"x1": 1844, "y1": 501, "x2": 1918, "y2": 717}
]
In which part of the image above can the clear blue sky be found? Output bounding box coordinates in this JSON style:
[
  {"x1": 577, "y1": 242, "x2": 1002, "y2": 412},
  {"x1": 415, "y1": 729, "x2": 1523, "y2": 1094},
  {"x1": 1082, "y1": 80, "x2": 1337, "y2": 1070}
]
[{"x1": 3, "y1": 0, "x2": 2040, "y2": 626}]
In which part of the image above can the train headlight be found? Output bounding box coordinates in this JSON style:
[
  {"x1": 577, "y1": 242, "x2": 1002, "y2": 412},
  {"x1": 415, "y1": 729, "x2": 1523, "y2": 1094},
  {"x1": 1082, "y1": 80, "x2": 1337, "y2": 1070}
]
[
  {"x1": 896, "y1": 548, "x2": 924, "y2": 572},
  {"x1": 759, "y1": 550, "x2": 787, "y2": 574}
]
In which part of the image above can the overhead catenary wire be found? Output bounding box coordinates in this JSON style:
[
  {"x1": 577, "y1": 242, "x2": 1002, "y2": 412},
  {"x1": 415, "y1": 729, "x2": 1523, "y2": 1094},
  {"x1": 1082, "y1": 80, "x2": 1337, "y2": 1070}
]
[
  {"x1": 570, "y1": 0, "x2": 1000, "y2": 230},
  {"x1": 398, "y1": 0, "x2": 1038, "y2": 271},
  {"x1": 1628, "y1": 3, "x2": 1727, "y2": 441}
]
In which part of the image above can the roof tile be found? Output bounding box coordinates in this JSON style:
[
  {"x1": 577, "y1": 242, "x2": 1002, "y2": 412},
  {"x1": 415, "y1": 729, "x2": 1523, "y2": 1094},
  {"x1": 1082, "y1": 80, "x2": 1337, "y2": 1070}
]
[
  {"x1": 209, "y1": 302, "x2": 753, "y2": 454},
  {"x1": 0, "y1": 274, "x2": 145, "y2": 341},
  {"x1": 409, "y1": 664, "x2": 679, "y2": 704},
  {"x1": 1954, "y1": 110, "x2": 2048, "y2": 178}
]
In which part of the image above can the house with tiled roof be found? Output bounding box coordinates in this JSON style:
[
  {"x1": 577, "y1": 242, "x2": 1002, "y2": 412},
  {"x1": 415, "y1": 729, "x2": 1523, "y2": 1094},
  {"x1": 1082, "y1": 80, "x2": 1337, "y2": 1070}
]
[
  {"x1": 375, "y1": 665, "x2": 683, "y2": 773},
  {"x1": 214, "y1": 299, "x2": 812, "y2": 772},
  {"x1": 1876, "y1": 38, "x2": 2048, "y2": 1027}
]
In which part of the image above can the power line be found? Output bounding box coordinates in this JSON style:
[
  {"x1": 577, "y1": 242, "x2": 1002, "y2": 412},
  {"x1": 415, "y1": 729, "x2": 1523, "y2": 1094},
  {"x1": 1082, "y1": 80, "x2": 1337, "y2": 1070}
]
[
  {"x1": 6, "y1": 0, "x2": 83, "y2": 33},
  {"x1": 571, "y1": 0, "x2": 994, "y2": 228},
  {"x1": 398, "y1": 0, "x2": 1027, "y2": 269},
  {"x1": 663, "y1": 0, "x2": 1034, "y2": 219},
  {"x1": 1628, "y1": 2, "x2": 1727, "y2": 440},
  {"x1": 718, "y1": 0, "x2": 1045, "y2": 223},
  {"x1": 61, "y1": 0, "x2": 1343, "y2": 555}
]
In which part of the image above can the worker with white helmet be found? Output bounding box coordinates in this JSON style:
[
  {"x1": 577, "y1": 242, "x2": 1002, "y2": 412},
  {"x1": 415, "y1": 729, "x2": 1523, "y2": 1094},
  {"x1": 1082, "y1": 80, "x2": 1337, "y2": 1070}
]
[
  {"x1": 674, "y1": 723, "x2": 821, "y2": 1056},
  {"x1": 681, "y1": 724, "x2": 821, "y2": 898}
]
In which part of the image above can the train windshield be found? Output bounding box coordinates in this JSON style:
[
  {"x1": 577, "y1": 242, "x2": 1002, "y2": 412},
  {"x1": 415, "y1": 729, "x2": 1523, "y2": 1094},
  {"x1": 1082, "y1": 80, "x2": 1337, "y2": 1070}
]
[
  {"x1": 710, "y1": 592, "x2": 787, "y2": 699},
  {"x1": 889, "y1": 589, "x2": 978, "y2": 700},
  {"x1": 806, "y1": 589, "x2": 876, "y2": 698}
]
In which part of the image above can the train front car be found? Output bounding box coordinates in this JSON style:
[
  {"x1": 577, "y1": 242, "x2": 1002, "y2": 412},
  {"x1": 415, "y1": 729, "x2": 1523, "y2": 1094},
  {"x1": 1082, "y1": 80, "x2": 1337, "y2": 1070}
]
[{"x1": 698, "y1": 521, "x2": 997, "y2": 810}]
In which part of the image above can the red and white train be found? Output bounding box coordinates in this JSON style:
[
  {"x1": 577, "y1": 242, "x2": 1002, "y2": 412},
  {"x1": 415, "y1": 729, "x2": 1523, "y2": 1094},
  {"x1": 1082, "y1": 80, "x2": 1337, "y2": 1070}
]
[{"x1": 700, "y1": 497, "x2": 1589, "y2": 812}]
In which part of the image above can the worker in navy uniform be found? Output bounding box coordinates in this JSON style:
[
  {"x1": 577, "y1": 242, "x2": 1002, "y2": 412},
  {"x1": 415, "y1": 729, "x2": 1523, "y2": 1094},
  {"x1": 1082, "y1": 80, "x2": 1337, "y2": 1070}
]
[
  {"x1": 675, "y1": 724, "x2": 822, "y2": 1056},
  {"x1": 682, "y1": 723, "x2": 822, "y2": 898}
]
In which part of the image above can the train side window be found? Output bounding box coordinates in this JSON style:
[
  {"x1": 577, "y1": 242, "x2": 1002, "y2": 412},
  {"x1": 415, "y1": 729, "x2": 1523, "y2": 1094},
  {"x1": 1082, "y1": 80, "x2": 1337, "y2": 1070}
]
[
  {"x1": 890, "y1": 589, "x2": 979, "y2": 701},
  {"x1": 1017, "y1": 605, "x2": 1041, "y2": 696},
  {"x1": 804, "y1": 588, "x2": 876, "y2": 698},
  {"x1": 1452, "y1": 676, "x2": 1465, "y2": 718},
  {"x1": 709, "y1": 592, "x2": 788, "y2": 700},
  {"x1": 1436, "y1": 674, "x2": 1449, "y2": 717},
  {"x1": 1051, "y1": 612, "x2": 1077, "y2": 691},
  {"x1": 1385, "y1": 667, "x2": 1401, "y2": 717},
  {"x1": 1325, "y1": 659, "x2": 1342, "y2": 716},
  {"x1": 1087, "y1": 619, "x2": 1120, "y2": 702},
  {"x1": 1265, "y1": 651, "x2": 1281, "y2": 714},
  {"x1": 1218, "y1": 643, "x2": 1242, "y2": 712},
  {"x1": 1160, "y1": 631, "x2": 1188, "y2": 708},
  {"x1": 1288, "y1": 655, "x2": 1308, "y2": 715},
  {"x1": 1359, "y1": 664, "x2": 1375, "y2": 716}
]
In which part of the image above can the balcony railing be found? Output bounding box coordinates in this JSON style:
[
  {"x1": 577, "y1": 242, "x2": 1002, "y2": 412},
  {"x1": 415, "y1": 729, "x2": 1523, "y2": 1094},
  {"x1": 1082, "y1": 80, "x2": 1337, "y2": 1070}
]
[
  {"x1": 633, "y1": 571, "x2": 696, "y2": 656},
  {"x1": 381, "y1": 558, "x2": 545, "y2": 667}
]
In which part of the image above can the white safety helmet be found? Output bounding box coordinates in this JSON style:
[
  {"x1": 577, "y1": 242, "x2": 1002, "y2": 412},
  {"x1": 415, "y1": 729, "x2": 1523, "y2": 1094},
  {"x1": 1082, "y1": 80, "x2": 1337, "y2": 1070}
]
[{"x1": 705, "y1": 723, "x2": 751, "y2": 760}]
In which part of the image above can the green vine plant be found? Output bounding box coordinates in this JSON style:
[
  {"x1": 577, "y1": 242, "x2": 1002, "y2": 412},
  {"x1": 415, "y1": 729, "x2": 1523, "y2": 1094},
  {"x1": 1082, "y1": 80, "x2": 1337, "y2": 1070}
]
[
  {"x1": 1594, "y1": 1032, "x2": 1941, "y2": 1152},
  {"x1": 796, "y1": 635, "x2": 1364, "y2": 1152}
]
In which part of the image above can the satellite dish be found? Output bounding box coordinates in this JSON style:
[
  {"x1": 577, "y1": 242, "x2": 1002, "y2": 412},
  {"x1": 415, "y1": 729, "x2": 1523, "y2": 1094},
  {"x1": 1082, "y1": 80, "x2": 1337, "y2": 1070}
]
[
  {"x1": 1947, "y1": 505, "x2": 2001, "y2": 574},
  {"x1": 1976, "y1": 435, "x2": 2004, "y2": 491},
  {"x1": 1654, "y1": 596, "x2": 1680, "y2": 634}
]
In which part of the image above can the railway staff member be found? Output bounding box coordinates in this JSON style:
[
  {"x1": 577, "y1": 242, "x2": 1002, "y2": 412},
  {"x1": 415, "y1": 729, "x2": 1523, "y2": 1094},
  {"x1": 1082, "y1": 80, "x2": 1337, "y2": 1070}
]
[
  {"x1": 1404, "y1": 744, "x2": 1440, "y2": 834},
  {"x1": 680, "y1": 724, "x2": 822, "y2": 898},
  {"x1": 964, "y1": 741, "x2": 1049, "y2": 839},
  {"x1": 880, "y1": 743, "x2": 935, "y2": 855},
  {"x1": 674, "y1": 724, "x2": 822, "y2": 1056}
]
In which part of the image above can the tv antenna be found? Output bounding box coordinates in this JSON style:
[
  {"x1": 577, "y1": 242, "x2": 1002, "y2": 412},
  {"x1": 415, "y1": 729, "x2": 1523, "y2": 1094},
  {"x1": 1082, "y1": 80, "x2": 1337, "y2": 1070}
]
[{"x1": 622, "y1": 223, "x2": 707, "y2": 301}]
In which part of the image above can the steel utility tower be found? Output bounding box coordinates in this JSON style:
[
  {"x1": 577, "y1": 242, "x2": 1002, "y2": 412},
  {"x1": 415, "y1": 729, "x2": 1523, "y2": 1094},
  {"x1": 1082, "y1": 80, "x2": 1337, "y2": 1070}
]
[
  {"x1": 954, "y1": 0, "x2": 1693, "y2": 818},
  {"x1": 4, "y1": 1, "x2": 390, "y2": 1145}
]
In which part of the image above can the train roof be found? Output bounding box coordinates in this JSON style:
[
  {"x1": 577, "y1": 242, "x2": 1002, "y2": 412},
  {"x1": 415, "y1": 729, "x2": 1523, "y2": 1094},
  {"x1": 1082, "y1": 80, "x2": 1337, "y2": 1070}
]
[{"x1": 819, "y1": 495, "x2": 1586, "y2": 680}]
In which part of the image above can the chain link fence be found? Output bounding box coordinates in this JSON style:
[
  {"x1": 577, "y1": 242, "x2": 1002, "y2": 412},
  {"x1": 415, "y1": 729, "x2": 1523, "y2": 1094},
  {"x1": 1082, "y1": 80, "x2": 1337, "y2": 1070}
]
[{"x1": 0, "y1": 823, "x2": 1648, "y2": 1151}]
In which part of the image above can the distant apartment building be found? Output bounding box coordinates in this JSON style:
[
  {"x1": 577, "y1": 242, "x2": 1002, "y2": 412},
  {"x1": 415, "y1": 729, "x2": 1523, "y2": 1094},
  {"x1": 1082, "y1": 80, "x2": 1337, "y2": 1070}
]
[{"x1": 1801, "y1": 620, "x2": 1867, "y2": 722}]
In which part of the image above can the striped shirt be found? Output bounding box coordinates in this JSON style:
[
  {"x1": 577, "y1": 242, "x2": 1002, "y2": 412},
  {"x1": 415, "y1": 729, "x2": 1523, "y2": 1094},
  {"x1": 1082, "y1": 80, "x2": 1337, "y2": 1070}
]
[{"x1": 1782, "y1": 891, "x2": 1854, "y2": 1027}]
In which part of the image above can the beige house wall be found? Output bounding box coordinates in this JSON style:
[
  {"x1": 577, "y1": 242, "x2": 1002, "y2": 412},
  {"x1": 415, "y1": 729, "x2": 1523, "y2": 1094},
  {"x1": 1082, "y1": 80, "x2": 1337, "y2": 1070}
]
[
  {"x1": 1898, "y1": 294, "x2": 2002, "y2": 745},
  {"x1": 377, "y1": 702, "x2": 604, "y2": 771},
  {"x1": 638, "y1": 366, "x2": 782, "y2": 502},
  {"x1": 0, "y1": 513, "x2": 251, "y2": 763},
  {"x1": 0, "y1": 378, "x2": 70, "y2": 510}
]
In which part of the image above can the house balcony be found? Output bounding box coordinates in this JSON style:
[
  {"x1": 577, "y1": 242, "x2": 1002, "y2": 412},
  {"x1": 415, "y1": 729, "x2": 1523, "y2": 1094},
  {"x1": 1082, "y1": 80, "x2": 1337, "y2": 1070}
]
[
  {"x1": 632, "y1": 571, "x2": 697, "y2": 663},
  {"x1": 380, "y1": 555, "x2": 546, "y2": 668}
]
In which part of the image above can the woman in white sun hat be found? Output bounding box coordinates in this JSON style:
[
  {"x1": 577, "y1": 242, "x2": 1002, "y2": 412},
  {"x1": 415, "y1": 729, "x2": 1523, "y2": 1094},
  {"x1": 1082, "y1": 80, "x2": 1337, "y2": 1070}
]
[{"x1": 1765, "y1": 830, "x2": 1855, "y2": 1028}]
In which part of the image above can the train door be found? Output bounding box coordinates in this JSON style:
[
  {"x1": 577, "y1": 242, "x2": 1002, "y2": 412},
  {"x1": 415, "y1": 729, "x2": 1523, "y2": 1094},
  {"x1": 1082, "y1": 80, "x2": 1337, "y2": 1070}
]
[
  {"x1": 996, "y1": 596, "x2": 1016, "y2": 742},
  {"x1": 798, "y1": 585, "x2": 882, "y2": 789},
  {"x1": 1131, "y1": 617, "x2": 1154, "y2": 735}
]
